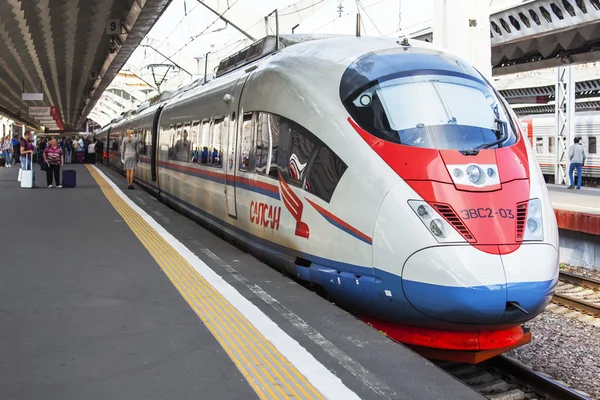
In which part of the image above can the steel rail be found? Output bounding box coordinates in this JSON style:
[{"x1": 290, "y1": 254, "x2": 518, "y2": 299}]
[
  {"x1": 486, "y1": 356, "x2": 591, "y2": 400},
  {"x1": 559, "y1": 271, "x2": 600, "y2": 291},
  {"x1": 552, "y1": 272, "x2": 600, "y2": 317}
]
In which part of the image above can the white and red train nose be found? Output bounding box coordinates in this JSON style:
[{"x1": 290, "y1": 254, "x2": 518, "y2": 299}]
[{"x1": 374, "y1": 182, "x2": 559, "y2": 327}]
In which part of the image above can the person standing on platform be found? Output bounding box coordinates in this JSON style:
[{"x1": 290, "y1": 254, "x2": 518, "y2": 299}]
[
  {"x1": 3, "y1": 136, "x2": 13, "y2": 167},
  {"x1": 19, "y1": 132, "x2": 34, "y2": 170},
  {"x1": 88, "y1": 139, "x2": 96, "y2": 164},
  {"x1": 568, "y1": 137, "x2": 587, "y2": 190},
  {"x1": 65, "y1": 138, "x2": 73, "y2": 164},
  {"x1": 12, "y1": 135, "x2": 20, "y2": 164},
  {"x1": 121, "y1": 129, "x2": 138, "y2": 190},
  {"x1": 43, "y1": 138, "x2": 64, "y2": 188}
]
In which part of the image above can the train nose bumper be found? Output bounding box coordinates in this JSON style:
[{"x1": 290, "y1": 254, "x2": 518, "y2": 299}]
[
  {"x1": 401, "y1": 244, "x2": 559, "y2": 325},
  {"x1": 401, "y1": 245, "x2": 508, "y2": 324}
]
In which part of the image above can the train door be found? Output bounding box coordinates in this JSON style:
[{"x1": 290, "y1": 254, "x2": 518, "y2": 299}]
[
  {"x1": 224, "y1": 74, "x2": 251, "y2": 218},
  {"x1": 151, "y1": 105, "x2": 164, "y2": 183}
]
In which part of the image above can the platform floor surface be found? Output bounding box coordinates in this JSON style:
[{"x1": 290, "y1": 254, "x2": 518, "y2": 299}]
[
  {"x1": 0, "y1": 163, "x2": 483, "y2": 400},
  {"x1": 548, "y1": 184, "x2": 600, "y2": 214}
]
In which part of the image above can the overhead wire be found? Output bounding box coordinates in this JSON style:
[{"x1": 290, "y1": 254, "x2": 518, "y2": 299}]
[
  {"x1": 310, "y1": 0, "x2": 387, "y2": 33},
  {"x1": 155, "y1": 0, "x2": 203, "y2": 50},
  {"x1": 167, "y1": 0, "x2": 242, "y2": 60},
  {"x1": 279, "y1": 0, "x2": 330, "y2": 17}
]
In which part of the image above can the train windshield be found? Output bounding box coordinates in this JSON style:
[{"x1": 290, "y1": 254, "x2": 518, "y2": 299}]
[{"x1": 347, "y1": 72, "x2": 518, "y2": 150}]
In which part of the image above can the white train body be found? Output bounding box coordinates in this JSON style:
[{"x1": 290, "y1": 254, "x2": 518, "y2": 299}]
[{"x1": 96, "y1": 35, "x2": 559, "y2": 345}]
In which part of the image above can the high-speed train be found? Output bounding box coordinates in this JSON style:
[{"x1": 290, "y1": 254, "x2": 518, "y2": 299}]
[
  {"x1": 521, "y1": 112, "x2": 600, "y2": 184},
  {"x1": 96, "y1": 34, "x2": 559, "y2": 351}
]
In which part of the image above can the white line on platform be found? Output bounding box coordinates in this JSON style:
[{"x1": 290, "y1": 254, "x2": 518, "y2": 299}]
[
  {"x1": 91, "y1": 166, "x2": 360, "y2": 400},
  {"x1": 199, "y1": 247, "x2": 396, "y2": 400}
]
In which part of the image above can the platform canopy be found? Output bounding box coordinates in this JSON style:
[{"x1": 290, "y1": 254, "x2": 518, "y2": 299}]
[{"x1": 0, "y1": 0, "x2": 172, "y2": 131}]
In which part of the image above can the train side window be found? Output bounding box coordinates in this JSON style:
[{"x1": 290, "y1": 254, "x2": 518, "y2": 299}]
[
  {"x1": 210, "y1": 119, "x2": 224, "y2": 168},
  {"x1": 168, "y1": 124, "x2": 183, "y2": 160},
  {"x1": 589, "y1": 137, "x2": 597, "y2": 154},
  {"x1": 191, "y1": 122, "x2": 201, "y2": 163},
  {"x1": 239, "y1": 113, "x2": 254, "y2": 172},
  {"x1": 170, "y1": 124, "x2": 190, "y2": 162},
  {"x1": 305, "y1": 146, "x2": 348, "y2": 202},
  {"x1": 256, "y1": 113, "x2": 270, "y2": 174},
  {"x1": 174, "y1": 123, "x2": 192, "y2": 162},
  {"x1": 548, "y1": 137, "x2": 555, "y2": 154},
  {"x1": 268, "y1": 114, "x2": 281, "y2": 179},
  {"x1": 279, "y1": 117, "x2": 317, "y2": 187},
  {"x1": 145, "y1": 129, "x2": 151, "y2": 156},
  {"x1": 199, "y1": 120, "x2": 211, "y2": 165},
  {"x1": 136, "y1": 129, "x2": 146, "y2": 156},
  {"x1": 535, "y1": 137, "x2": 543, "y2": 153}
]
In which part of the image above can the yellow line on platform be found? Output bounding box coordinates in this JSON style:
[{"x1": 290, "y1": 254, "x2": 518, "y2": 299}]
[{"x1": 86, "y1": 165, "x2": 324, "y2": 400}]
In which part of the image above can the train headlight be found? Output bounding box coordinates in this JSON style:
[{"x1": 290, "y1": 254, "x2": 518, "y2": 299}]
[
  {"x1": 417, "y1": 205, "x2": 429, "y2": 217},
  {"x1": 523, "y1": 198, "x2": 544, "y2": 241},
  {"x1": 466, "y1": 165, "x2": 484, "y2": 185},
  {"x1": 408, "y1": 200, "x2": 466, "y2": 243},
  {"x1": 430, "y1": 219, "x2": 444, "y2": 237}
]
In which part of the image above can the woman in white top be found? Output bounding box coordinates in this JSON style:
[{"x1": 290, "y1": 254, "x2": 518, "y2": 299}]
[{"x1": 121, "y1": 129, "x2": 139, "y2": 189}]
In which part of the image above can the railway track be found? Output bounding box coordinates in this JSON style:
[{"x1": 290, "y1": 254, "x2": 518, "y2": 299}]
[
  {"x1": 437, "y1": 355, "x2": 591, "y2": 400},
  {"x1": 553, "y1": 271, "x2": 600, "y2": 318}
]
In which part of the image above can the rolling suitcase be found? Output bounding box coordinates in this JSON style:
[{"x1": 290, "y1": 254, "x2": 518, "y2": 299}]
[
  {"x1": 62, "y1": 169, "x2": 76, "y2": 188},
  {"x1": 20, "y1": 154, "x2": 34, "y2": 189},
  {"x1": 75, "y1": 152, "x2": 85, "y2": 164}
]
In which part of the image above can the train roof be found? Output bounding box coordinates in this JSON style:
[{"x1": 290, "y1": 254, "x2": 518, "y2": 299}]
[{"x1": 98, "y1": 34, "x2": 462, "y2": 129}]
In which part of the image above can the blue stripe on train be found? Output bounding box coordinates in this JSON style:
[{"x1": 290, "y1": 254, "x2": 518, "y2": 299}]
[{"x1": 159, "y1": 162, "x2": 281, "y2": 200}]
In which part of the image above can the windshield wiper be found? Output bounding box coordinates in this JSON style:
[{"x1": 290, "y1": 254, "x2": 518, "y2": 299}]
[{"x1": 462, "y1": 106, "x2": 508, "y2": 155}]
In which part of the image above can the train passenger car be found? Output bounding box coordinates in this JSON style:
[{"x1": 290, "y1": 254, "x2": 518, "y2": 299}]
[
  {"x1": 95, "y1": 34, "x2": 559, "y2": 353},
  {"x1": 521, "y1": 112, "x2": 600, "y2": 184}
]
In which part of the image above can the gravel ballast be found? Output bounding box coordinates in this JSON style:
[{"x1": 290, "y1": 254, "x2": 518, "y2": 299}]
[{"x1": 507, "y1": 309, "x2": 600, "y2": 399}]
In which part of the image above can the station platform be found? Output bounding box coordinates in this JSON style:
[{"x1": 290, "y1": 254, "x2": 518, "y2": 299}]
[
  {"x1": 0, "y1": 163, "x2": 483, "y2": 400},
  {"x1": 547, "y1": 184, "x2": 600, "y2": 235}
]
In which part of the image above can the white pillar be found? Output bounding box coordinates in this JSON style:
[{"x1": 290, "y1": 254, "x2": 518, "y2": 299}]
[
  {"x1": 433, "y1": 0, "x2": 492, "y2": 80},
  {"x1": 554, "y1": 65, "x2": 575, "y2": 185}
]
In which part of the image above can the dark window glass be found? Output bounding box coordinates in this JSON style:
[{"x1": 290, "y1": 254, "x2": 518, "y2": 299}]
[
  {"x1": 278, "y1": 118, "x2": 317, "y2": 186},
  {"x1": 268, "y1": 114, "x2": 280, "y2": 179},
  {"x1": 590, "y1": 137, "x2": 597, "y2": 154},
  {"x1": 136, "y1": 129, "x2": 148, "y2": 156},
  {"x1": 168, "y1": 125, "x2": 183, "y2": 160},
  {"x1": 548, "y1": 137, "x2": 555, "y2": 154},
  {"x1": 305, "y1": 146, "x2": 347, "y2": 202},
  {"x1": 239, "y1": 113, "x2": 253, "y2": 171},
  {"x1": 190, "y1": 122, "x2": 201, "y2": 163},
  {"x1": 256, "y1": 113, "x2": 269, "y2": 174},
  {"x1": 251, "y1": 111, "x2": 346, "y2": 201},
  {"x1": 169, "y1": 124, "x2": 191, "y2": 162},
  {"x1": 211, "y1": 119, "x2": 224, "y2": 168},
  {"x1": 195, "y1": 121, "x2": 211, "y2": 165}
]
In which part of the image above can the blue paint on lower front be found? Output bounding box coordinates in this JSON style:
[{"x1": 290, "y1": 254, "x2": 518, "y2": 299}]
[{"x1": 402, "y1": 278, "x2": 555, "y2": 324}]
